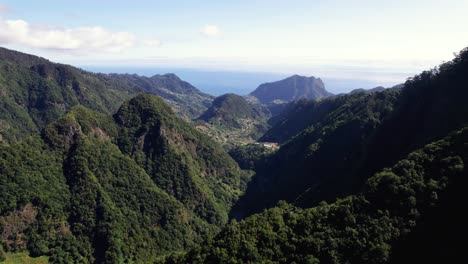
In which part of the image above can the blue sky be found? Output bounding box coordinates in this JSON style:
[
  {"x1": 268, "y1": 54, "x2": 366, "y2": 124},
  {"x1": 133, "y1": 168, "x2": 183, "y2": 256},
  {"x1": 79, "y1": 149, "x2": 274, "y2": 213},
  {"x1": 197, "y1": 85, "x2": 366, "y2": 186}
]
[{"x1": 1, "y1": 0, "x2": 468, "y2": 90}]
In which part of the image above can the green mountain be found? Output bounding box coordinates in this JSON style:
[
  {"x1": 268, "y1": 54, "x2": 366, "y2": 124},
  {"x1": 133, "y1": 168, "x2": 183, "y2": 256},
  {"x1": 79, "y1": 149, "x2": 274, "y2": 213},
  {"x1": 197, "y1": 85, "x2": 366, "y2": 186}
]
[
  {"x1": 114, "y1": 94, "x2": 242, "y2": 225},
  {"x1": 260, "y1": 95, "x2": 356, "y2": 144},
  {"x1": 2, "y1": 45, "x2": 468, "y2": 264},
  {"x1": 0, "y1": 47, "x2": 212, "y2": 144},
  {"x1": 102, "y1": 73, "x2": 213, "y2": 119},
  {"x1": 196, "y1": 94, "x2": 270, "y2": 145},
  {"x1": 162, "y1": 48, "x2": 468, "y2": 263},
  {"x1": 233, "y1": 88, "x2": 401, "y2": 217},
  {"x1": 232, "y1": 48, "x2": 468, "y2": 218},
  {"x1": 0, "y1": 93, "x2": 241, "y2": 263},
  {"x1": 250, "y1": 75, "x2": 332, "y2": 104},
  {"x1": 168, "y1": 125, "x2": 468, "y2": 263},
  {"x1": 199, "y1": 94, "x2": 267, "y2": 128},
  {"x1": 349, "y1": 86, "x2": 386, "y2": 94}
]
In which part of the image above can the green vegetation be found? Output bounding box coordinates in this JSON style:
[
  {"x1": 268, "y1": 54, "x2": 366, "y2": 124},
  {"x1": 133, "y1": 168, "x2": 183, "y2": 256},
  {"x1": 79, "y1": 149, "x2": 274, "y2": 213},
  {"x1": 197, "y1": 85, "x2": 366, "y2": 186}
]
[
  {"x1": 0, "y1": 47, "x2": 212, "y2": 144},
  {"x1": 115, "y1": 94, "x2": 243, "y2": 226},
  {"x1": 100, "y1": 73, "x2": 213, "y2": 120},
  {"x1": 199, "y1": 93, "x2": 268, "y2": 129},
  {"x1": 234, "y1": 47, "x2": 468, "y2": 217},
  {"x1": 228, "y1": 143, "x2": 273, "y2": 171},
  {"x1": 2, "y1": 45, "x2": 468, "y2": 263},
  {"x1": 233, "y1": 88, "x2": 402, "y2": 217},
  {"x1": 260, "y1": 94, "x2": 364, "y2": 144},
  {"x1": 165, "y1": 126, "x2": 468, "y2": 263},
  {"x1": 196, "y1": 94, "x2": 270, "y2": 146},
  {"x1": 1, "y1": 252, "x2": 49, "y2": 264},
  {"x1": 1, "y1": 93, "x2": 241, "y2": 263}
]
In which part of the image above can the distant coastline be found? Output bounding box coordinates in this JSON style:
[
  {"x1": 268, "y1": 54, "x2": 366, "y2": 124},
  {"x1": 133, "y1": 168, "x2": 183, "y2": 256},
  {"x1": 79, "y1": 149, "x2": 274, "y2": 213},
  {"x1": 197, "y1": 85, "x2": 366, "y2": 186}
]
[{"x1": 83, "y1": 66, "x2": 408, "y2": 95}]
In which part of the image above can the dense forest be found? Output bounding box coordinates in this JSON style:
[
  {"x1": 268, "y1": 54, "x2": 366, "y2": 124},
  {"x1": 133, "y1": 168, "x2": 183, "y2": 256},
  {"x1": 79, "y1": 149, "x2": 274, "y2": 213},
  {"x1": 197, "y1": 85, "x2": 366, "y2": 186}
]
[
  {"x1": 0, "y1": 93, "x2": 243, "y2": 263},
  {"x1": 0, "y1": 47, "x2": 212, "y2": 144},
  {"x1": 196, "y1": 93, "x2": 271, "y2": 145},
  {"x1": 1, "y1": 45, "x2": 468, "y2": 263}
]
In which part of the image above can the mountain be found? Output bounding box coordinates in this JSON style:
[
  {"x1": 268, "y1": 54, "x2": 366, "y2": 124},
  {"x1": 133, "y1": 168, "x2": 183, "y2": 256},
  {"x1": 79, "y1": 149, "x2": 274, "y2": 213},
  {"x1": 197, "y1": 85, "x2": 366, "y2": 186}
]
[
  {"x1": 163, "y1": 47, "x2": 468, "y2": 264},
  {"x1": 101, "y1": 73, "x2": 213, "y2": 119},
  {"x1": 168, "y1": 125, "x2": 468, "y2": 263},
  {"x1": 0, "y1": 93, "x2": 242, "y2": 263},
  {"x1": 232, "y1": 47, "x2": 468, "y2": 218},
  {"x1": 349, "y1": 86, "x2": 386, "y2": 94},
  {"x1": 250, "y1": 75, "x2": 332, "y2": 103},
  {"x1": 259, "y1": 95, "x2": 357, "y2": 144},
  {"x1": 199, "y1": 93, "x2": 267, "y2": 128},
  {"x1": 2, "y1": 44, "x2": 468, "y2": 264},
  {"x1": 114, "y1": 94, "x2": 243, "y2": 225},
  {"x1": 196, "y1": 94, "x2": 270, "y2": 145},
  {"x1": 233, "y1": 88, "x2": 402, "y2": 217},
  {"x1": 0, "y1": 47, "x2": 212, "y2": 144},
  {"x1": 261, "y1": 85, "x2": 405, "y2": 144}
]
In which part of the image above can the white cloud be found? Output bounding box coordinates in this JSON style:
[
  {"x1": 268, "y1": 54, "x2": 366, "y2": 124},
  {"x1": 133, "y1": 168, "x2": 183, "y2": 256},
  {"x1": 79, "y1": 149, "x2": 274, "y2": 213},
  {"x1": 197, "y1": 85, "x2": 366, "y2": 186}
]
[
  {"x1": 0, "y1": 4, "x2": 10, "y2": 14},
  {"x1": 143, "y1": 38, "x2": 162, "y2": 47},
  {"x1": 200, "y1": 24, "x2": 221, "y2": 37},
  {"x1": 0, "y1": 17, "x2": 135, "y2": 53}
]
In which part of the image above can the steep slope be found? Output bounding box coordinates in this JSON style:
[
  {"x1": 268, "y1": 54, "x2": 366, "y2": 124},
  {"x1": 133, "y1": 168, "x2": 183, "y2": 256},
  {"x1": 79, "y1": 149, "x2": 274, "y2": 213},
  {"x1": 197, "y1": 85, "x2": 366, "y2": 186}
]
[
  {"x1": 0, "y1": 121, "x2": 207, "y2": 263},
  {"x1": 103, "y1": 73, "x2": 213, "y2": 119},
  {"x1": 234, "y1": 47, "x2": 468, "y2": 218},
  {"x1": 234, "y1": 89, "x2": 401, "y2": 217},
  {"x1": 0, "y1": 49, "x2": 137, "y2": 143},
  {"x1": 0, "y1": 47, "x2": 212, "y2": 144},
  {"x1": 196, "y1": 94, "x2": 270, "y2": 144},
  {"x1": 114, "y1": 94, "x2": 242, "y2": 226},
  {"x1": 260, "y1": 94, "x2": 362, "y2": 144},
  {"x1": 250, "y1": 75, "x2": 332, "y2": 103},
  {"x1": 0, "y1": 95, "x2": 242, "y2": 263},
  {"x1": 199, "y1": 93, "x2": 267, "y2": 128},
  {"x1": 261, "y1": 86, "x2": 402, "y2": 145},
  {"x1": 168, "y1": 126, "x2": 468, "y2": 263}
]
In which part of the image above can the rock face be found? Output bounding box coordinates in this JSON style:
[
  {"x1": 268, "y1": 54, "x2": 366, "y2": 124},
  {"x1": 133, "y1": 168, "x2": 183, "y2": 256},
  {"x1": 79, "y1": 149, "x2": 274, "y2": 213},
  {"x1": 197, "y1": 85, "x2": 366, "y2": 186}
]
[{"x1": 250, "y1": 75, "x2": 332, "y2": 103}]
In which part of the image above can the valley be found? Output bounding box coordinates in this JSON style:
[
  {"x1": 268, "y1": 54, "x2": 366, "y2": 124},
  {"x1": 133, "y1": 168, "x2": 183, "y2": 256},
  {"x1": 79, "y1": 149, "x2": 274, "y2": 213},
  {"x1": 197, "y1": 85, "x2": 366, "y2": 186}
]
[{"x1": 1, "y1": 30, "x2": 468, "y2": 264}]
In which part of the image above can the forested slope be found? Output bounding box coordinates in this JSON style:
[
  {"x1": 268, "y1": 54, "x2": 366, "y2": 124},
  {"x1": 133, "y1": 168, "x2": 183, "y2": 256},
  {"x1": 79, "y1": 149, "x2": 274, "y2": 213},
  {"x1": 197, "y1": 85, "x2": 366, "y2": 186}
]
[
  {"x1": 0, "y1": 94, "x2": 241, "y2": 263},
  {"x1": 233, "y1": 47, "x2": 468, "y2": 217},
  {"x1": 0, "y1": 47, "x2": 212, "y2": 144},
  {"x1": 165, "y1": 125, "x2": 468, "y2": 263}
]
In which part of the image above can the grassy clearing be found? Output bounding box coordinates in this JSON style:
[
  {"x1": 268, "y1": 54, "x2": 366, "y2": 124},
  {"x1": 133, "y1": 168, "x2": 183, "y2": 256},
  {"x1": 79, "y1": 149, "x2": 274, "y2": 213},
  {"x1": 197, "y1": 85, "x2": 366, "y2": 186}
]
[{"x1": 2, "y1": 252, "x2": 48, "y2": 264}]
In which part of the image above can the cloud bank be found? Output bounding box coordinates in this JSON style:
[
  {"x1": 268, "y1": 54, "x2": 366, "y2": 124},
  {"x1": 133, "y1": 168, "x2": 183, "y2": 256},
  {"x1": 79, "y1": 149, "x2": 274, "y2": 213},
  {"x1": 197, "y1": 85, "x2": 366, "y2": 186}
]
[
  {"x1": 0, "y1": 17, "x2": 135, "y2": 53},
  {"x1": 143, "y1": 38, "x2": 162, "y2": 47},
  {"x1": 200, "y1": 24, "x2": 221, "y2": 37}
]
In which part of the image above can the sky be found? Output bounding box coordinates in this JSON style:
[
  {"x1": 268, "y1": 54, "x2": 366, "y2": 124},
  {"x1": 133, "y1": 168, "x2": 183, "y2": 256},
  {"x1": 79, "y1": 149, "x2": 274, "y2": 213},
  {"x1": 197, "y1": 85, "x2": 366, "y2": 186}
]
[{"x1": 1, "y1": 0, "x2": 468, "y2": 93}]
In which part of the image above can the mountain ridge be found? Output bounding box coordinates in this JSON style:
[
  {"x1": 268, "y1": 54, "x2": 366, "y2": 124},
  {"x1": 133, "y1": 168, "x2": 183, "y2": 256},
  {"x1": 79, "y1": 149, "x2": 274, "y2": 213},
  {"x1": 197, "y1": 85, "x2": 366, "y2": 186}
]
[
  {"x1": 0, "y1": 46, "x2": 212, "y2": 144},
  {"x1": 2, "y1": 45, "x2": 468, "y2": 263}
]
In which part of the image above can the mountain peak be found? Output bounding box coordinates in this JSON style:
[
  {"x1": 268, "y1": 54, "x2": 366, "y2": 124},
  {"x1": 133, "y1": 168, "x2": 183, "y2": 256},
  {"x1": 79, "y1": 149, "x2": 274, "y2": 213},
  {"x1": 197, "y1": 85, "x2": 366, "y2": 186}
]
[
  {"x1": 250, "y1": 74, "x2": 332, "y2": 103},
  {"x1": 150, "y1": 72, "x2": 181, "y2": 80}
]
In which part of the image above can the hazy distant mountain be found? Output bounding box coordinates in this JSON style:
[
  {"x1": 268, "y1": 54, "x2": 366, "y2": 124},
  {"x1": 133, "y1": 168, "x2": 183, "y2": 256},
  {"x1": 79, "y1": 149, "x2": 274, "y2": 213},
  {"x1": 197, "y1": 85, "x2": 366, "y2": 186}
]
[
  {"x1": 250, "y1": 75, "x2": 333, "y2": 103},
  {"x1": 350, "y1": 86, "x2": 386, "y2": 94},
  {"x1": 348, "y1": 84, "x2": 404, "y2": 95},
  {"x1": 101, "y1": 72, "x2": 213, "y2": 119}
]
